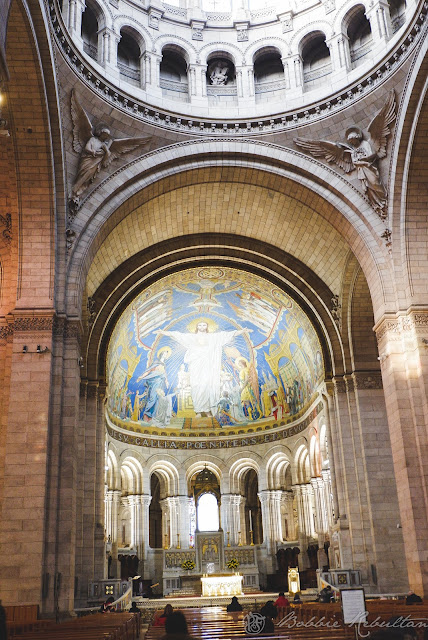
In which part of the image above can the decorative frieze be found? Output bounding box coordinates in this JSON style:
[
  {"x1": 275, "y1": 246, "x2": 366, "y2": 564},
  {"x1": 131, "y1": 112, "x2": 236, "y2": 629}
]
[{"x1": 107, "y1": 402, "x2": 323, "y2": 449}]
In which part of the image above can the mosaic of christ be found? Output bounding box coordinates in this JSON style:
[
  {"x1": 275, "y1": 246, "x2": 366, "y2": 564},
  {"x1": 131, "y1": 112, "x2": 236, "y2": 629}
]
[{"x1": 106, "y1": 267, "x2": 324, "y2": 430}]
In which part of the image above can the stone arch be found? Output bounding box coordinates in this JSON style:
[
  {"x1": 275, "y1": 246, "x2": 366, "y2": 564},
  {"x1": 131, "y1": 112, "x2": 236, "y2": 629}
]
[
  {"x1": 119, "y1": 455, "x2": 144, "y2": 494},
  {"x1": 107, "y1": 447, "x2": 120, "y2": 490},
  {"x1": 265, "y1": 450, "x2": 292, "y2": 490},
  {"x1": 66, "y1": 142, "x2": 389, "y2": 322},
  {"x1": 229, "y1": 456, "x2": 261, "y2": 494},
  {"x1": 147, "y1": 458, "x2": 180, "y2": 497}
]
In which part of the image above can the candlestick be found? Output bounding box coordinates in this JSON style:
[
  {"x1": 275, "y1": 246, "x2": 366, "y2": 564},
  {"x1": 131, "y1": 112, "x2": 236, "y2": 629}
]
[
  {"x1": 177, "y1": 533, "x2": 181, "y2": 549},
  {"x1": 164, "y1": 534, "x2": 168, "y2": 550},
  {"x1": 249, "y1": 509, "x2": 253, "y2": 532},
  {"x1": 227, "y1": 531, "x2": 231, "y2": 547},
  {"x1": 238, "y1": 531, "x2": 242, "y2": 546},
  {"x1": 250, "y1": 529, "x2": 254, "y2": 546}
]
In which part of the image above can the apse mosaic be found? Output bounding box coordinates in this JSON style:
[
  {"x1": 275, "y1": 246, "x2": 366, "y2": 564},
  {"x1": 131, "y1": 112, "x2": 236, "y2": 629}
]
[{"x1": 106, "y1": 267, "x2": 324, "y2": 432}]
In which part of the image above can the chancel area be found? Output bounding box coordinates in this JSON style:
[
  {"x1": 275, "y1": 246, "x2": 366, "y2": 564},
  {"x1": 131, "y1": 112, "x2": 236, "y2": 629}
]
[{"x1": 1, "y1": 0, "x2": 428, "y2": 618}]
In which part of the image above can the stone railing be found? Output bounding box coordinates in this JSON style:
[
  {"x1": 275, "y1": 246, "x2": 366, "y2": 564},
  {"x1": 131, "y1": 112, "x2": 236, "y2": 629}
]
[
  {"x1": 83, "y1": 41, "x2": 97, "y2": 61},
  {"x1": 118, "y1": 63, "x2": 140, "y2": 81},
  {"x1": 160, "y1": 78, "x2": 189, "y2": 93},
  {"x1": 255, "y1": 79, "x2": 286, "y2": 94}
]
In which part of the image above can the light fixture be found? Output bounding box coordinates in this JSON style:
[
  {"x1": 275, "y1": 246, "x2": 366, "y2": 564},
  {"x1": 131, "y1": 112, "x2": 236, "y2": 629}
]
[{"x1": 36, "y1": 345, "x2": 49, "y2": 354}]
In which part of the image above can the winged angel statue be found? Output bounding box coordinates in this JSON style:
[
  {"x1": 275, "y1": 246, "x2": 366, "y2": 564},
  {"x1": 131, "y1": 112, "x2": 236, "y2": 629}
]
[
  {"x1": 69, "y1": 90, "x2": 152, "y2": 211},
  {"x1": 294, "y1": 91, "x2": 396, "y2": 216}
]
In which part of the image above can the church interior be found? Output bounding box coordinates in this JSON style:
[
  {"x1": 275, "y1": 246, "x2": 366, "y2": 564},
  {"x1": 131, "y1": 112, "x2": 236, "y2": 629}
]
[{"x1": 0, "y1": 0, "x2": 428, "y2": 623}]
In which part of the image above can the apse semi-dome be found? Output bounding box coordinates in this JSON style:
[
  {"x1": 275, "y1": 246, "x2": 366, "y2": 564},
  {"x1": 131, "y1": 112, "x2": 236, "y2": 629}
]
[{"x1": 106, "y1": 266, "x2": 324, "y2": 435}]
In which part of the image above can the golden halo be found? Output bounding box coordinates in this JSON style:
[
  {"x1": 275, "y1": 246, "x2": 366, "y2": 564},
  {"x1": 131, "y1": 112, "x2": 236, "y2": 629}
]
[
  {"x1": 157, "y1": 346, "x2": 172, "y2": 358},
  {"x1": 186, "y1": 317, "x2": 219, "y2": 333}
]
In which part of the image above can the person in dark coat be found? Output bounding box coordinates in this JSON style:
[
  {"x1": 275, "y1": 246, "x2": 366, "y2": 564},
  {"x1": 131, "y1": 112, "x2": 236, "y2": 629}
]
[
  {"x1": 260, "y1": 601, "x2": 277, "y2": 619},
  {"x1": 406, "y1": 591, "x2": 423, "y2": 604},
  {"x1": 162, "y1": 612, "x2": 193, "y2": 640},
  {"x1": 227, "y1": 597, "x2": 243, "y2": 612}
]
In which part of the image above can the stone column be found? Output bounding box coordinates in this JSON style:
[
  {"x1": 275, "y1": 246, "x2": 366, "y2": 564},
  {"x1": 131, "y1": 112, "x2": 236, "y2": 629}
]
[
  {"x1": 221, "y1": 494, "x2": 233, "y2": 545},
  {"x1": 62, "y1": 0, "x2": 85, "y2": 43},
  {"x1": 292, "y1": 485, "x2": 310, "y2": 570},
  {"x1": 231, "y1": 495, "x2": 243, "y2": 545},
  {"x1": 178, "y1": 496, "x2": 191, "y2": 549},
  {"x1": 281, "y1": 54, "x2": 303, "y2": 91},
  {"x1": 141, "y1": 494, "x2": 151, "y2": 559},
  {"x1": 375, "y1": 312, "x2": 428, "y2": 595},
  {"x1": 238, "y1": 495, "x2": 246, "y2": 545},
  {"x1": 166, "y1": 497, "x2": 180, "y2": 548},
  {"x1": 98, "y1": 28, "x2": 119, "y2": 77},
  {"x1": 327, "y1": 33, "x2": 351, "y2": 73},
  {"x1": 281, "y1": 491, "x2": 296, "y2": 540},
  {"x1": 105, "y1": 490, "x2": 121, "y2": 578},
  {"x1": 366, "y1": 0, "x2": 393, "y2": 43},
  {"x1": 329, "y1": 371, "x2": 408, "y2": 592},
  {"x1": 321, "y1": 470, "x2": 334, "y2": 529},
  {"x1": 258, "y1": 490, "x2": 274, "y2": 552},
  {"x1": 128, "y1": 495, "x2": 143, "y2": 557}
]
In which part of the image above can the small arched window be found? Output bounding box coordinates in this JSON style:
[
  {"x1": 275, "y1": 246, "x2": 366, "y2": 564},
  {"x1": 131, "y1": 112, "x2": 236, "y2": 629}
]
[{"x1": 197, "y1": 493, "x2": 219, "y2": 531}]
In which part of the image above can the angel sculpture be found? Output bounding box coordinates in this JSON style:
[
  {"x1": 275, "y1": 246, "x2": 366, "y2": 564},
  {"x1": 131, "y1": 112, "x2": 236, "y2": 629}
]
[
  {"x1": 69, "y1": 90, "x2": 152, "y2": 211},
  {"x1": 294, "y1": 91, "x2": 396, "y2": 216}
]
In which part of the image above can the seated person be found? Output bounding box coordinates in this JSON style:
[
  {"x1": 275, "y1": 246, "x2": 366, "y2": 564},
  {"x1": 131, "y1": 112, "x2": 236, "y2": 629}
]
[
  {"x1": 129, "y1": 601, "x2": 140, "y2": 613},
  {"x1": 319, "y1": 585, "x2": 334, "y2": 603},
  {"x1": 261, "y1": 614, "x2": 275, "y2": 636},
  {"x1": 292, "y1": 592, "x2": 302, "y2": 604},
  {"x1": 154, "y1": 604, "x2": 174, "y2": 626},
  {"x1": 274, "y1": 592, "x2": 289, "y2": 608},
  {"x1": 406, "y1": 591, "x2": 423, "y2": 604},
  {"x1": 100, "y1": 596, "x2": 115, "y2": 613},
  {"x1": 260, "y1": 601, "x2": 277, "y2": 620},
  {"x1": 227, "y1": 596, "x2": 243, "y2": 612},
  {"x1": 162, "y1": 611, "x2": 192, "y2": 640}
]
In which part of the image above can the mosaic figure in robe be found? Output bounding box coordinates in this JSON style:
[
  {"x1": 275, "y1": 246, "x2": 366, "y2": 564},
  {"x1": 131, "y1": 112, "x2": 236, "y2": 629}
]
[{"x1": 155, "y1": 321, "x2": 251, "y2": 417}]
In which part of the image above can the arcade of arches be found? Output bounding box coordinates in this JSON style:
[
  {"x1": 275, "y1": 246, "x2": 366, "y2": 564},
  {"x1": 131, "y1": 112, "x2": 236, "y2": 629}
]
[{"x1": 1, "y1": 0, "x2": 428, "y2": 615}]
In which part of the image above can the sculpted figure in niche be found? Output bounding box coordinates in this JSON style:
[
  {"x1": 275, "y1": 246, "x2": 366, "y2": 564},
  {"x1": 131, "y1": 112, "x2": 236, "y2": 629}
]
[
  {"x1": 209, "y1": 61, "x2": 230, "y2": 85},
  {"x1": 155, "y1": 320, "x2": 251, "y2": 417},
  {"x1": 69, "y1": 90, "x2": 152, "y2": 211},
  {"x1": 294, "y1": 91, "x2": 396, "y2": 217}
]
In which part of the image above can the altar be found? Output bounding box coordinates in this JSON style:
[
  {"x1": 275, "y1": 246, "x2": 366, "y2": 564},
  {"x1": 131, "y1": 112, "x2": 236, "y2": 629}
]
[{"x1": 201, "y1": 574, "x2": 243, "y2": 597}]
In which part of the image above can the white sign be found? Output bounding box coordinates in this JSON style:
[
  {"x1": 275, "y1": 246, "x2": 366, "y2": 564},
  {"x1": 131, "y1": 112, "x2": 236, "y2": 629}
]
[{"x1": 341, "y1": 588, "x2": 366, "y2": 625}]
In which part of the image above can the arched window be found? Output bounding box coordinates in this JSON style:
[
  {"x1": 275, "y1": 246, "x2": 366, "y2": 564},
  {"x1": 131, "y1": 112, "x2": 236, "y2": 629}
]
[
  {"x1": 118, "y1": 29, "x2": 141, "y2": 86},
  {"x1": 197, "y1": 493, "x2": 219, "y2": 531},
  {"x1": 81, "y1": 3, "x2": 99, "y2": 61},
  {"x1": 160, "y1": 47, "x2": 189, "y2": 102},
  {"x1": 192, "y1": 467, "x2": 221, "y2": 531},
  {"x1": 389, "y1": 0, "x2": 406, "y2": 33},
  {"x1": 302, "y1": 33, "x2": 332, "y2": 91},
  {"x1": 253, "y1": 48, "x2": 285, "y2": 104},
  {"x1": 347, "y1": 6, "x2": 373, "y2": 69}
]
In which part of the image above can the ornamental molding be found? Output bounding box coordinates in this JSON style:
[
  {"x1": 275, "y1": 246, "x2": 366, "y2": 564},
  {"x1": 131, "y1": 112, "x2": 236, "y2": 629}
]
[
  {"x1": 13, "y1": 315, "x2": 55, "y2": 332},
  {"x1": 47, "y1": 0, "x2": 428, "y2": 136},
  {"x1": 375, "y1": 310, "x2": 428, "y2": 342},
  {"x1": 106, "y1": 401, "x2": 323, "y2": 449}
]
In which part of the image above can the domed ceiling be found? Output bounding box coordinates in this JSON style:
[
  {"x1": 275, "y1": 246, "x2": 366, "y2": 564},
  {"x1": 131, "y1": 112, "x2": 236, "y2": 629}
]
[{"x1": 106, "y1": 267, "x2": 324, "y2": 434}]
